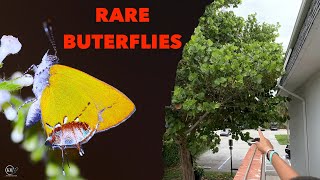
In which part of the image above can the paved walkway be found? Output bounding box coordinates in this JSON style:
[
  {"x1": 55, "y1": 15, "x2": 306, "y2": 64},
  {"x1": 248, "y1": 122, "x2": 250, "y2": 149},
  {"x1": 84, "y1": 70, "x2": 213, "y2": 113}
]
[{"x1": 266, "y1": 176, "x2": 280, "y2": 180}]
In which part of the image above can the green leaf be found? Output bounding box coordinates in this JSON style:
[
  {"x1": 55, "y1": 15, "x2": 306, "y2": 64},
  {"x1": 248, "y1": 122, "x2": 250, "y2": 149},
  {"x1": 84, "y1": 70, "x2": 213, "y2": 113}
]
[
  {"x1": 166, "y1": 0, "x2": 288, "y2": 161},
  {"x1": 0, "y1": 81, "x2": 21, "y2": 91}
]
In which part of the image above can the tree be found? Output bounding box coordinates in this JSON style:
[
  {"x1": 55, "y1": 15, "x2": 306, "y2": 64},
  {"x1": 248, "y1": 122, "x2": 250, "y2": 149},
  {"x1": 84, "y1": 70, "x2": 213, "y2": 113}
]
[{"x1": 164, "y1": 1, "x2": 289, "y2": 179}]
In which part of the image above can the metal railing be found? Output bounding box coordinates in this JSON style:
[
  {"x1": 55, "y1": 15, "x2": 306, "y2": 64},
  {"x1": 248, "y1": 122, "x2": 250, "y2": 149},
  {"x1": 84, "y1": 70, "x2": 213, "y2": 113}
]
[{"x1": 261, "y1": 154, "x2": 266, "y2": 180}]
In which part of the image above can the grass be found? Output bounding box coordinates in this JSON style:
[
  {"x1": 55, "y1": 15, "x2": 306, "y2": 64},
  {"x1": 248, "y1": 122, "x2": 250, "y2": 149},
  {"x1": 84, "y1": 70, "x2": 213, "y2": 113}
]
[
  {"x1": 275, "y1": 134, "x2": 289, "y2": 145},
  {"x1": 163, "y1": 166, "x2": 234, "y2": 180},
  {"x1": 203, "y1": 171, "x2": 235, "y2": 180}
]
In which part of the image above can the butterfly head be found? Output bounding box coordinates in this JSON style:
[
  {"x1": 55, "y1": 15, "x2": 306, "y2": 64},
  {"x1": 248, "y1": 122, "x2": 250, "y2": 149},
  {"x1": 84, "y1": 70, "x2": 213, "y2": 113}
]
[
  {"x1": 32, "y1": 50, "x2": 59, "y2": 98},
  {"x1": 38, "y1": 50, "x2": 59, "y2": 70},
  {"x1": 44, "y1": 123, "x2": 62, "y2": 148}
]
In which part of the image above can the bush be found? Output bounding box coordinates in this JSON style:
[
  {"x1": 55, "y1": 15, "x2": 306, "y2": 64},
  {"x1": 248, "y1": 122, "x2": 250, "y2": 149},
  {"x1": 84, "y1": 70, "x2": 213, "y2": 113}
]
[
  {"x1": 163, "y1": 166, "x2": 182, "y2": 180},
  {"x1": 163, "y1": 141, "x2": 180, "y2": 167}
]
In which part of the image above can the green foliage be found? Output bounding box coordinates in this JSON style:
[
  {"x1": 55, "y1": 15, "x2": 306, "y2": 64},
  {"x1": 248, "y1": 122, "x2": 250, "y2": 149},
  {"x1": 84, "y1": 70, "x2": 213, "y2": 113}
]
[
  {"x1": 163, "y1": 140, "x2": 180, "y2": 167},
  {"x1": 0, "y1": 81, "x2": 21, "y2": 91},
  {"x1": 46, "y1": 162, "x2": 82, "y2": 180},
  {"x1": 165, "y1": 0, "x2": 289, "y2": 165},
  {"x1": 188, "y1": 133, "x2": 218, "y2": 157},
  {"x1": 275, "y1": 134, "x2": 289, "y2": 145},
  {"x1": 163, "y1": 166, "x2": 182, "y2": 180},
  {"x1": 194, "y1": 166, "x2": 204, "y2": 177},
  {"x1": 0, "y1": 45, "x2": 83, "y2": 179}
]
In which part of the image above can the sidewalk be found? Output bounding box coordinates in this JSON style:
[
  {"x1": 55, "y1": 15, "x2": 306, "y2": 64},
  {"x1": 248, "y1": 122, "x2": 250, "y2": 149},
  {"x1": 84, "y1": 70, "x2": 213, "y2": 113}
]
[{"x1": 266, "y1": 176, "x2": 280, "y2": 180}]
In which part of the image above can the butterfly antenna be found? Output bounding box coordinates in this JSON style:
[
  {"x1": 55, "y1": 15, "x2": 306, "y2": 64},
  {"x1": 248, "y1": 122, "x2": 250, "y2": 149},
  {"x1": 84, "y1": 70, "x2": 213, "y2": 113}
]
[
  {"x1": 43, "y1": 20, "x2": 57, "y2": 56},
  {"x1": 23, "y1": 64, "x2": 36, "y2": 75},
  {"x1": 17, "y1": 98, "x2": 36, "y2": 113}
]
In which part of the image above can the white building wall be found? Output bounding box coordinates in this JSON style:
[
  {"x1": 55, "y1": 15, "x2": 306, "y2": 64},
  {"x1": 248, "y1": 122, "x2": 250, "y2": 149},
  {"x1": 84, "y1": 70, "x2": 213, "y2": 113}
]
[
  {"x1": 288, "y1": 97, "x2": 307, "y2": 175},
  {"x1": 302, "y1": 72, "x2": 320, "y2": 177},
  {"x1": 289, "y1": 72, "x2": 320, "y2": 177}
]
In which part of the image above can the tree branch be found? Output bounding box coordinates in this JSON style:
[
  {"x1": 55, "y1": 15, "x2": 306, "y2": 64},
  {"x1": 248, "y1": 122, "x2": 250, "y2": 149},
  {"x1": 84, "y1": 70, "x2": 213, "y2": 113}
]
[{"x1": 185, "y1": 112, "x2": 210, "y2": 134}]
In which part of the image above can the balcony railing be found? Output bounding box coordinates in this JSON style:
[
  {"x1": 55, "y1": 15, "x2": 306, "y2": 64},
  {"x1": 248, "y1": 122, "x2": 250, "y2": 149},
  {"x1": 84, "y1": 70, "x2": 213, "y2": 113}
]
[{"x1": 233, "y1": 145, "x2": 266, "y2": 180}]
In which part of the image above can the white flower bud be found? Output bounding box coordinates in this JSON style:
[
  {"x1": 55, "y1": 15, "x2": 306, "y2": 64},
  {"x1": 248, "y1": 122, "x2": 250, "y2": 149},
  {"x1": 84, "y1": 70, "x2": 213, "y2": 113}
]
[
  {"x1": 0, "y1": 35, "x2": 22, "y2": 63},
  {"x1": 11, "y1": 127, "x2": 24, "y2": 143},
  {"x1": 11, "y1": 71, "x2": 23, "y2": 79},
  {"x1": 13, "y1": 74, "x2": 33, "y2": 87},
  {"x1": 4, "y1": 106, "x2": 17, "y2": 121},
  {"x1": 0, "y1": 90, "x2": 10, "y2": 105}
]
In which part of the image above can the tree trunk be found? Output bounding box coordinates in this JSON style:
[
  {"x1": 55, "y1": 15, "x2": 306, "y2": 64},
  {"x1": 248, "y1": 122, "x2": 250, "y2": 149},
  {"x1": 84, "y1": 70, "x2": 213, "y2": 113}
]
[{"x1": 178, "y1": 136, "x2": 195, "y2": 180}]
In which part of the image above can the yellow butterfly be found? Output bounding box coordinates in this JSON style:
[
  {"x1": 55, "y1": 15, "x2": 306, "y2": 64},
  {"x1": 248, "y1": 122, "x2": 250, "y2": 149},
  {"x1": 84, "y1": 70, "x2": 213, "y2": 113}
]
[{"x1": 25, "y1": 22, "x2": 135, "y2": 167}]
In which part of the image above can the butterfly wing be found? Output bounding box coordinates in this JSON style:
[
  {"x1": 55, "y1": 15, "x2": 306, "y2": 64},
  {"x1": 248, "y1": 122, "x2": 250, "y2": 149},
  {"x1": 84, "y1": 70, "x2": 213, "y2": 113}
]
[
  {"x1": 26, "y1": 99, "x2": 42, "y2": 127},
  {"x1": 41, "y1": 64, "x2": 135, "y2": 134},
  {"x1": 41, "y1": 77, "x2": 99, "y2": 136}
]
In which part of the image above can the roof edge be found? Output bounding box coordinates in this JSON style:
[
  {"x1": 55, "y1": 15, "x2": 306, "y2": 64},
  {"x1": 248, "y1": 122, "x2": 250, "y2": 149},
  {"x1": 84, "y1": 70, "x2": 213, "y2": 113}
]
[
  {"x1": 286, "y1": 0, "x2": 312, "y2": 53},
  {"x1": 280, "y1": 0, "x2": 320, "y2": 86}
]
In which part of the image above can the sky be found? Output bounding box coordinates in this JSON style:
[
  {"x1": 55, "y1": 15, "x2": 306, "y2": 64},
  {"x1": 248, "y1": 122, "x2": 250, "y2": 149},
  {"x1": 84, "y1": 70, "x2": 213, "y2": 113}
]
[{"x1": 232, "y1": 0, "x2": 303, "y2": 50}]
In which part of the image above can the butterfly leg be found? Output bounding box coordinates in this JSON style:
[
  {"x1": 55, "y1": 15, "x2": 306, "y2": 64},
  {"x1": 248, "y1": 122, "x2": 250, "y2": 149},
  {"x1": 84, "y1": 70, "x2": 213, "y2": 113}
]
[
  {"x1": 76, "y1": 143, "x2": 85, "y2": 156},
  {"x1": 60, "y1": 146, "x2": 66, "y2": 176},
  {"x1": 64, "y1": 149, "x2": 70, "y2": 168}
]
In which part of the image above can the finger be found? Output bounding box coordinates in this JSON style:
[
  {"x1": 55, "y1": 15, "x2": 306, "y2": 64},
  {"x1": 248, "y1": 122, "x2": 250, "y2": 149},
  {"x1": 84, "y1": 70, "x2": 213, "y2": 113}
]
[
  {"x1": 255, "y1": 141, "x2": 261, "y2": 146},
  {"x1": 258, "y1": 129, "x2": 265, "y2": 139},
  {"x1": 252, "y1": 143, "x2": 258, "y2": 148}
]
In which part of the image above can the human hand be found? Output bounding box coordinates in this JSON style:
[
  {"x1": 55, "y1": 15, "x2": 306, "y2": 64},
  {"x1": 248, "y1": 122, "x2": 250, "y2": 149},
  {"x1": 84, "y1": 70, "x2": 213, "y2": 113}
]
[{"x1": 255, "y1": 129, "x2": 274, "y2": 154}]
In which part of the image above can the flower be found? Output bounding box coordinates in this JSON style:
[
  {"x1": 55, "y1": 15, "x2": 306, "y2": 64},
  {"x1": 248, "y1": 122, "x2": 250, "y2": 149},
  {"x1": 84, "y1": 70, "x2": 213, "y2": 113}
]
[
  {"x1": 0, "y1": 90, "x2": 10, "y2": 105},
  {"x1": 4, "y1": 105, "x2": 17, "y2": 121},
  {"x1": 11, "y1": 126, "x2": 24, "y2": 143},
  {"x1": 11, "y1": 71, "x2": 23, "y2": 79},
  {"x1": 0, "y1": 35, "x2": 22, "y2": 64},
  {"x1": 12, "y1": 74, "x2": 33, "y2": 87}
]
